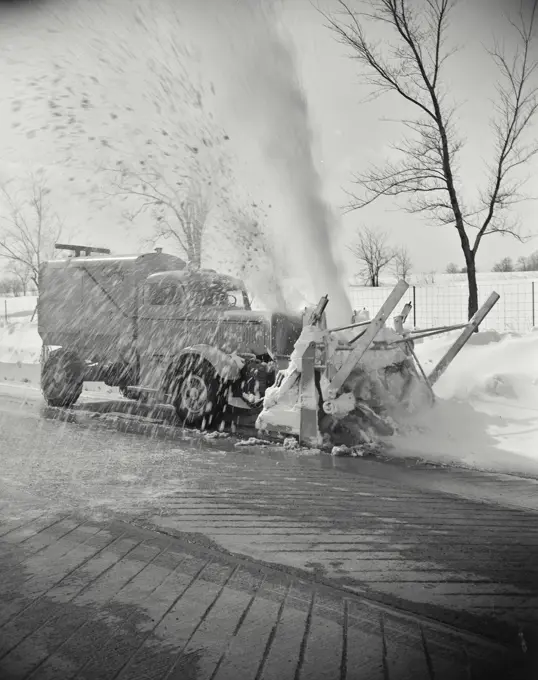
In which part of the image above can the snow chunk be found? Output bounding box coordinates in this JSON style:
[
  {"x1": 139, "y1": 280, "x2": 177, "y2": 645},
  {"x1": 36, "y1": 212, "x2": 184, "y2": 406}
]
[{"x1": 235, "y1": 437, "x2": 273, "y2": 447}]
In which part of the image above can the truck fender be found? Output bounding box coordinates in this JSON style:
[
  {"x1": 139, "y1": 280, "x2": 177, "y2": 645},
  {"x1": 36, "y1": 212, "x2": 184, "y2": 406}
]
[{"x1": 173, "y1": 345, "x2": 242, "y2": 384}]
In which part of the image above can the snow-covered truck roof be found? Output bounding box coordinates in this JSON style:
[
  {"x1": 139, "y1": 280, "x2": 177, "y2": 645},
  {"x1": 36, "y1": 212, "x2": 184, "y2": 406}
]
[
  {"x1": 145, "y1": 269, "x2": 246, "y2": 291},
  {"x1": 43, "y1": 251, "x2": 187, "y2": 271}
]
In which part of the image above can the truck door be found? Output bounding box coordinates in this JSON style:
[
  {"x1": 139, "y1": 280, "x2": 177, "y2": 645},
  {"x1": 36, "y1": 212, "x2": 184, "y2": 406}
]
[
  {"x1": 137, "y1": 278, "x2": 222, "y2": 389},
  {"x1": 137, "y1": 278, "x2": 189, "y2": 388}
]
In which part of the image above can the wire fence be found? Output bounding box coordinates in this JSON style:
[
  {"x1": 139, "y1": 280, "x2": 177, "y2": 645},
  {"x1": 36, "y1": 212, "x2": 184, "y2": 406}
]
[{"x1": 349, "y1": 280, "x2": 538, "y2": 333}]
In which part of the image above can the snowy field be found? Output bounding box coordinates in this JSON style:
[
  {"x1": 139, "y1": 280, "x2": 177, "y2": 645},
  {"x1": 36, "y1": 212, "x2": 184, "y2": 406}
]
[{"x1": 0, "y1": 295, "x2": 37, "y2": 318}]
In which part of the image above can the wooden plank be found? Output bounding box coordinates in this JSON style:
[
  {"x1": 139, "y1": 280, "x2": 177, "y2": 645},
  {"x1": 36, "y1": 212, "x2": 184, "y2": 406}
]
[
  {"x1": 299, "y1": 342, "x2": 320, "y2": 447},
  {"x1": 428, "y1": 292, "x2": 500, "y2": 387},
  {"x1": 326, "y1": 280, "x2": 409, "y2": 398}
]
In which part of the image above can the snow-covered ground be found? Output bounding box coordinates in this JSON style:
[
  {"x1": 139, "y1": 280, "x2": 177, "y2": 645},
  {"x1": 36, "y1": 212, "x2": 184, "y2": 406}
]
[
  {"x1": 0, "y1": 320, "x2": 40, "y2": 364},
  {"x1": 392, "y1": 329, "x2": 538, "y2": 478},
  {"x1": 0, "y1": 295, "x2": 37, "y2": 317},
  {"x1": 0, "y1": 295, "x2": 40, "y2": 364}
]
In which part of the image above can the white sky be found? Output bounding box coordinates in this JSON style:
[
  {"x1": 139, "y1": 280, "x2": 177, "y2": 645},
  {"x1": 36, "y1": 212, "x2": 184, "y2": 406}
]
[{"x1": 0, "y1": 0, "x2": 537, "y2": 276}]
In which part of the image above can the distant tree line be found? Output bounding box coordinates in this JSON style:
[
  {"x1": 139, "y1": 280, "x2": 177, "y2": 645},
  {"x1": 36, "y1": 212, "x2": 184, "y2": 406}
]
[
  {"x1": 0, "y1": 275, "x2": 36, "y2": 297},
  {"x1": 445, "y1": 262, "x2": 467, "y2": 275},
  {"x1": 491, "y1": 252, "x2": 538, "y2": 272}
]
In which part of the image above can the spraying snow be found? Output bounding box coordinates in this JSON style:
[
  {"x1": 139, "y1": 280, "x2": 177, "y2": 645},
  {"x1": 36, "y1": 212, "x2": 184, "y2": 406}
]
[
  {"x1": 390, "y1": 330, "x2": 538, "y2": 477},
  {"x1": 204, "y1": 0, "x2": 353, "y2": 326}
]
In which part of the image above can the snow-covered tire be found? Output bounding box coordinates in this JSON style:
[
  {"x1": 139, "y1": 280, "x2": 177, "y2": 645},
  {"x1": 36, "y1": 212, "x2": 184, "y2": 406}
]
[
  {"x1": 171, "y1": 357, "x2": 226, "y2": 429},
  {"x1": 41, "y1": 348, "x2": 84, "y2": 408}
]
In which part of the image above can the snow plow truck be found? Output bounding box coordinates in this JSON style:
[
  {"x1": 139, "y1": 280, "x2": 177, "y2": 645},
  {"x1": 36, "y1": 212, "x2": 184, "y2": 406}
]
[
  {"x1": 38, "y1": 243, "x2": 501, "y2": 446},
  {"x1": 38, "y1": 244, "x2": 303, "y2": 428}
]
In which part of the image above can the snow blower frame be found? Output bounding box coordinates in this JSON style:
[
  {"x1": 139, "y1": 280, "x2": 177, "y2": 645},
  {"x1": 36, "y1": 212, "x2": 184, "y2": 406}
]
[{"x1": 270, "y1": 280, "x2": 500, "y2": 447}]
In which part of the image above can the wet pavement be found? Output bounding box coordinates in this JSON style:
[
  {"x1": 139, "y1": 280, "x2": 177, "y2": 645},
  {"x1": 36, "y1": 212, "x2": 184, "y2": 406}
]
[
  {"x1": 0, "y1": 487, "x2": 521, "y2": 680},
  {"x1": 1, "y1": 377, "x2": 538, "y2": 677}
]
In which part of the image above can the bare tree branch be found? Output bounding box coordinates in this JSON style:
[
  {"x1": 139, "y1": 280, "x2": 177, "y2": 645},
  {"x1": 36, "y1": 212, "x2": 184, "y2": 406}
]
[
  {"x1": 325, "y1": 0, "x2": 538, "y2": 318},
  {"x1": 391, "y1": 245, "x2": 413, "y2": 281},
  {"x1": 0, "y1": 174, "x2": 64, "y2": 289},
  {"x1": 106, "y1": 162, "x2": 212, "y2": 268},
  {"x1": 470, "y1": 1, "x2": 538, "y2": 253}
]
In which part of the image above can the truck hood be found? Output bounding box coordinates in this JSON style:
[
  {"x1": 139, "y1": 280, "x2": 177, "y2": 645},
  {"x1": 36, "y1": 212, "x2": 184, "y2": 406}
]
[
  {"x1": 220, "y1": 308, "x2": 302, "y2": 325},
  {"x1": 219, "y1": 308, "x2": 303, "y2": 357}
]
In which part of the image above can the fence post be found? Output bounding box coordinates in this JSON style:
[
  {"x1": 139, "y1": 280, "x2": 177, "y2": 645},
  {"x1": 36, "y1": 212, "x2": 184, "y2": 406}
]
[
  {"x1": 412, "y1": 286, "x2": 417, "y2": 327},
  {"x1": 4, "y1": 300, "x2": 6, "y2": 324},
  {"x1": 531, "y1": 281, "x2": 536, "y2": 328}
]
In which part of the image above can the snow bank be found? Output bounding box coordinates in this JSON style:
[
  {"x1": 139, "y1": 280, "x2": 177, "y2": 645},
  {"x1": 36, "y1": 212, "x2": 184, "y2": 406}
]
[
  {"x1": 0, "y1": 319, "x2": 41, "y2": 364},
  {"x1": 0, "y1": 296, "x2": 38, "y2": 317},
  {"x1": 390, "y1": 330, "x2": 538, "y2": 477}
]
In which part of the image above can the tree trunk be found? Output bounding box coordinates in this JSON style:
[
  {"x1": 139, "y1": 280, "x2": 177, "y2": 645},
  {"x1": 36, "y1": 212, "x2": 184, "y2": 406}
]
[
  {"x1": 190, "y1": 250, "x2": 201, "y2": 269},
  {"x1": 465, "y1": 254, "x2": 478, "y2": 320}
]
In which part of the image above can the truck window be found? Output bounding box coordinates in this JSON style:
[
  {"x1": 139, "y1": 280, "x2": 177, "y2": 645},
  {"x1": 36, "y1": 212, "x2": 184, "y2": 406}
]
[
  {"x1": 227, "y1": 289, "x2": 251, "y2": 310},
  {"x1": 185, "y1": 282, "x2": 228, "y2": 308},
  {"x1": 184, "y1": 282, "x2": 250, "y2": 309},
  {"x1": 147, "y1": 281, "x2": 183, "y2": 306}
]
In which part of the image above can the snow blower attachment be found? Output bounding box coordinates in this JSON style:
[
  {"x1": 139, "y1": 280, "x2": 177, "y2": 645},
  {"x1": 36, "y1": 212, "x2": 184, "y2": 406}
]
[{"x1": 256, "y1": 283, "x2": 500, "y2": 449}]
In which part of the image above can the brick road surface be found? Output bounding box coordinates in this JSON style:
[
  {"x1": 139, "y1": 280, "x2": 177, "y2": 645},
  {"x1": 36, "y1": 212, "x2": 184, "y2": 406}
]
[
  {"x1": 0, "y1": 493, "x2": 526, "y2": 680},
  {"x1": 1, "y1": 390, "x2": 538, "y2": 677}
]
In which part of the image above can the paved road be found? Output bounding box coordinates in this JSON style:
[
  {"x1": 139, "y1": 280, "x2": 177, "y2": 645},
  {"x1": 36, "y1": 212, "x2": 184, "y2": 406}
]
[
  {"x1": 1, "y1": 376, "x2": 538, "y2": 677},
  {"x1": 0, "y1": 485, "x2": 522, "y2": 680}
]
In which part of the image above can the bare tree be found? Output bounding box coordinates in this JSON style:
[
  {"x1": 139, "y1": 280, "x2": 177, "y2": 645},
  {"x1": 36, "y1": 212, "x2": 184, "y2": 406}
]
[
  {"x1": 492, "y1": 256, "x2": 514, "y2": 272},
  {"x1": 111, "y1": 164, "x2": 213, "y2": 268},
  {"x1": 0, "y1": 276, "x2": 23, "y2": 297},
  {"x1": 391, "y1": 245, "x2": 413, "y2": 281},
  {"x1": 6, "y1": 261, "x2": 31, "y2": 296},
  {"x1": 517, "y1": 250, "x2": 538, "y2": 270},
  {"x1": 325, "y1": 0, "x2": 538, "y2": 318},
  {"x1": 24, "y1": 11, "x2": 234, "y2": 271},
  {"x1": 349, "y1": 226, "x2": 395, "y2": 287},
  {"x1": 101, "y1": 63, "x2": 232, "y2": 269},
  {"x1": 9, "y1": 277, "x2": 24, "y2": 297},
  {"x1": 445, "y1": 262, "x2": 459, "y2": 274},
  {"x1": 527, "y1": 252, "x2": 538, "y2": 270},
  {"x1": 0, "y1": 278, "x2": 13, "y2": 296},
  {"x1": 0, "y1": 175, "x2": 63, "y2": 291},
  {"x1": 421, "y1": 270, "x2": 437, "y2": 285}
]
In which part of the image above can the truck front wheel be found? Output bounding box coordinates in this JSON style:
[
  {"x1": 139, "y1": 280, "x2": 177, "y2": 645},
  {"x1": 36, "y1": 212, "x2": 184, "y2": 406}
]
[
  {"x1": 172, "y1": 357, "x2": 226, "y2": 429},
  {"x1": 41, "y1": 348, "x2": 84, "y2": 408}
]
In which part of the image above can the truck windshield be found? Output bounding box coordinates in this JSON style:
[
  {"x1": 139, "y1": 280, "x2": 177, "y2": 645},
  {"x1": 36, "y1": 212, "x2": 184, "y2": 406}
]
[{"x1": 186, "y1": 283, "x2": 251, "y2": 310}]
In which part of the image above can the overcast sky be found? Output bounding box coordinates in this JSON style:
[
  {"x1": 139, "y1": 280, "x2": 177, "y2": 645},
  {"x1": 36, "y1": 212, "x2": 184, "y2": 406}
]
[{"x1": 0, "y1": 0, "x2": 537, "y2": 277}]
